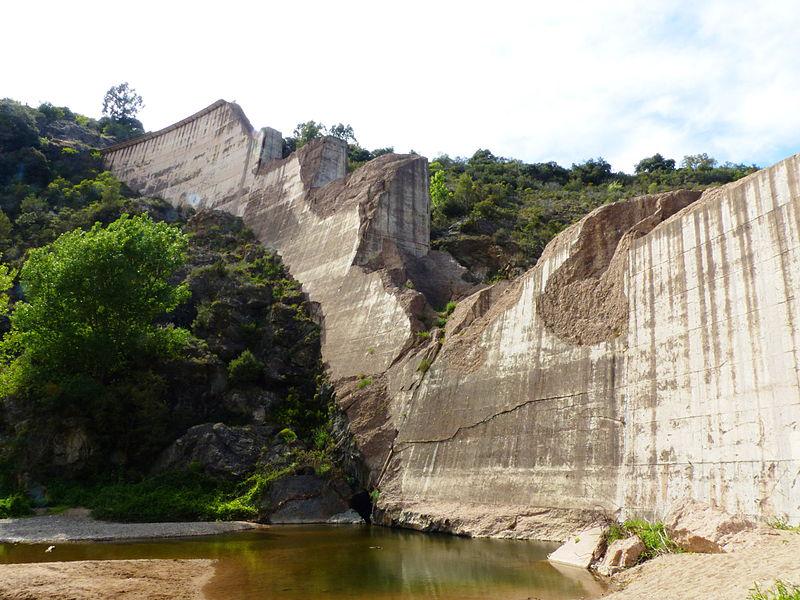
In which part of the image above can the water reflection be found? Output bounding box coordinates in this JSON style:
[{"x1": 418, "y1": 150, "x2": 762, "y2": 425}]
[{"x1": 0, "y1": 525, "x2": 605, "y2": 599}]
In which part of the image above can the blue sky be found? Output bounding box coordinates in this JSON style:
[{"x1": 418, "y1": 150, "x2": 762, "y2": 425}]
[{"x1": 3, "y1": 0, "x2": 800, "y2": 171}]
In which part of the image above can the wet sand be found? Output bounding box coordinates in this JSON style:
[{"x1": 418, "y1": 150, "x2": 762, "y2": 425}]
[{"x1": 0, "y1": 559, "x2": 214, "y2": 600}]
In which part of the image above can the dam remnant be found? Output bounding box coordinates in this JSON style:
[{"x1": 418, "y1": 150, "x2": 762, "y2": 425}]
[{"x1": 104, "y1": 100, "x2": 800, "y2": 539}]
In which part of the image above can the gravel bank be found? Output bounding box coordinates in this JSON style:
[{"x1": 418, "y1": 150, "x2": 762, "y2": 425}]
[{"x1": 0, "y1": 509, "x2": 258, "y2": 543}]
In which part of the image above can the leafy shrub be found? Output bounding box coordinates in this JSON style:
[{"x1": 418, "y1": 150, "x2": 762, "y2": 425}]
[
  {"x1": 0, "y1": 493, "x2": 32, "y2": 518},
  {"x1": 227, "y1": 349, "x2": 264, "y2": 387},
  {"x1": 47, "y1": 472, "x2": 258, "y2": 522},
  {"x1": 279, "y1": 428, "x2": 297, "y2": 443}
]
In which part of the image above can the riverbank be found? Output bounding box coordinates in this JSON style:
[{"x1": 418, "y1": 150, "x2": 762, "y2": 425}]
[
  {"x1": 1, "y1": 513, "x2": 798, "y2": 600},
  {"x1": 603, "y1": 529, "x2": 800, "y2": 599},
  {"x1": 0, "y1": 559, "x2": 214, "y2": 599},
  {"x1": 0, "y1": 508, "x2": 258, "y2": 543}
]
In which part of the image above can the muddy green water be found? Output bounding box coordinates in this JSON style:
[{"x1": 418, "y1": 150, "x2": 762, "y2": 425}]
[{"x1": 0, "y1": 525, "x2": 605, "y2": 599}]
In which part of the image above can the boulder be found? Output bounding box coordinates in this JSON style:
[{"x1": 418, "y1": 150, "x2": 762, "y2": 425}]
[
  {"x1": 664, "y1": 499, "x2": 756, "y2": 553},
  {"x1": 596, "y1": 535, "x2": 645, "y2": 575},
  {"x1": 261, "y1": 472, "x2": 354, "y2": 524},
  {"x1": 548, "y1": 526, "x2": 607, "y2": 569},
  {"x1": 153, "y1": 423, "x2": 276, "y2": 479},
  {"x1": 327, "y1": 509, "x2": 365, "y2": 524}
]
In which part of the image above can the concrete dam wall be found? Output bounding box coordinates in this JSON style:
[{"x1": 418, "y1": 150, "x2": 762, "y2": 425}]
[{"x1": 104, "y1": 100, "x2": 800, "y2": 539}]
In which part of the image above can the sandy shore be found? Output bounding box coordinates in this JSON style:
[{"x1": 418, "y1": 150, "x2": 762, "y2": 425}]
[
  {"x1": 0, "y1": 508, "x2": 257, "y2": 543},
  {"x1": 0, "y1": 559, "x2": 214, "y2": 600},
  {"x1": 603, "y1": 530, "x2": 800, "y2": 600}
]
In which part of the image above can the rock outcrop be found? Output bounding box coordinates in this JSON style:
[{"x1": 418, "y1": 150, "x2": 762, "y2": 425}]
[
  {"x1": 104, "y1": 100, "x2": 800, "y2": 539},
  {"x1": 262, "y1": 471, "x2": 359, "y2": 524},
  {"x1": 153, "y1": 423, "x2": 277, "y2": 479}
]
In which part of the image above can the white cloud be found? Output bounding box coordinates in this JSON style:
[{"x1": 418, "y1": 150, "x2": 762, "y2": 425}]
[{"x1": 2, "y1": 0, "x2": 799, "y2": 171}]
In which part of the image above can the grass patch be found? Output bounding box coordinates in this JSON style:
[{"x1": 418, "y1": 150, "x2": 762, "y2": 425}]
[
  {"x1": 417, "y1": 358, "x2": 432, "y2": 373},
  {"x1": 749, "y1": 581, "x2": 800, "y2": 600},
  {"x1": 356, "y1": 375, "x2": 373, "y2": 389},
  {"x1": 443, "y1": 301, "x2": 457, "y2": 316},
  {"x1": 433, "y1": 300, "x2": 458, "y2": 330},
  {"x1": 417, "y1": 331, "x2": 431, "y2": 341},
  {"x1": 607, "y1": 518, "x2": 682, "y2": 561},
  {"x1": 769, "y1": 517, "x2": 800, "y2": 533},
  {"x1": 0, "y1": 493, "x2": 32, "y2": 518}
]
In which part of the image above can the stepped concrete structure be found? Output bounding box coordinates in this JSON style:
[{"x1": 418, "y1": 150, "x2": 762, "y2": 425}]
[{"x1": 104, "y1": 100, "x2": 800, "y2": 539}]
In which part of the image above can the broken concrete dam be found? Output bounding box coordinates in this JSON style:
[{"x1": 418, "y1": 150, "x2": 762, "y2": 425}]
[{"x1": 103, "y1": 100, "x2": 800, "y2": 540}]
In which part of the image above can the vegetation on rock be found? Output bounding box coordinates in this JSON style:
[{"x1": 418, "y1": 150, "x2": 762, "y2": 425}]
[
  {"x1": 606, "y1": 518, "x2": 682, "y2": 562},
  {"x1": 0, "y1": 98, "x2": 341, "y2": 520},
  {"x1": 427, "y1": 150, "x2": 757, "y2": 281},
  {"x1": 0, "y1": 492, "x2": 30, "y2": 518}
]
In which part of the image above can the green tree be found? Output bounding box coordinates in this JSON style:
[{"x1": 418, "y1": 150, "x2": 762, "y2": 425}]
[
  {"x1": 681, "y1": 153, "x2": 718, "y2": 170},
  {"x1": 102, "y1": 83, "x2": 144, "y2": 122},
  {"x1": 293, "y1": 121, "x2": 326, "y2": 148},
  {"x1": 0, "y1": 264, "x2": 14, "y2": 316},
  {"x1": 0, "y1": 99, "x2": 40, "y2": 153},
  {"x1": 328, "y1": 123, "x2": 356, "y2": 144},
  {"x1": 635, "y1": 153, "x2": 676, "y2": 173},
  {"x1": 570, "y1": 157, "x2": 613, "y2": 185},
  {"x1": 101, "y1": 83, "x2": 144, "y2": 141},
  {"x1": 449, "y1": 172, "x2": 479, "y2": 216},
  {"x1": 429, "y1": 164, "x2": 451, "y2": 211},
  {"x1": 0, "y1": 213, "x2": 190, "y2": 395}
]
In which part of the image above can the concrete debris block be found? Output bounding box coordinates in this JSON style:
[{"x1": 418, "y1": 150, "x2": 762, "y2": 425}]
[
  {"x1": 548, "y1": 526, "x2": 607, "y2": 569},
  {"x1": 664, "y1": 499, "x2": 756, "y2": 553},
  {"x1": 596, "y1": 535, "x2": 645, "y2": 575}
]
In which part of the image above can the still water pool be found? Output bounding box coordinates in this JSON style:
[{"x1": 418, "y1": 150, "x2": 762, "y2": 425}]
[{"x1": 0, "y1": 525, "x2": 605, "y2": 599}]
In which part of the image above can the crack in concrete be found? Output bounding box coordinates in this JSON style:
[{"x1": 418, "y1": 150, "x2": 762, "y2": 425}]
[{"x1": 396, "y1": 391, "x2": 616, "y2": 445}]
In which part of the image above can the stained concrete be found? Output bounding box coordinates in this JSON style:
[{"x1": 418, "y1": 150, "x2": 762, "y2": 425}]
[{"x1": 103, "y1": 100, "x2": 800, "y2": 540}]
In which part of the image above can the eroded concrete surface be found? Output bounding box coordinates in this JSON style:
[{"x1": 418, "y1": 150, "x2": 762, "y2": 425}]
[{"x1": 104, "y1": 100, "x2": 800, "y2": 540}]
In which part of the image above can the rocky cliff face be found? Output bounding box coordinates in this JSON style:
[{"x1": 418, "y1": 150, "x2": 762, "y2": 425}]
[{"x1": 104, "y1": 101, "x2": 800, "y2": 538}]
